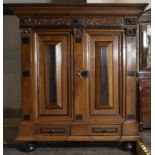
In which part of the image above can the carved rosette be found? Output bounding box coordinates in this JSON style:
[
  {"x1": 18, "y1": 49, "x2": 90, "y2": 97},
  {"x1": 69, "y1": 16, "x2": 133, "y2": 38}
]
[{"x1": 20, "y1": 16, "x2": 124, "y2": 28}]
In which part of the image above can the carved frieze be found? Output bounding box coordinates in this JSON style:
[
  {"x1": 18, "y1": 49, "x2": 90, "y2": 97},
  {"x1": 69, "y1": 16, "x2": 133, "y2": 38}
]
[
  {"x1": 33, "y1": 17, "x2": 71, "y2": 27},
  {"x1": 125, "y1": 17, "x2": 137, "y2": 26},
  {"x1": 20, "y1": 16, "x2": 125, "y2": 28}
]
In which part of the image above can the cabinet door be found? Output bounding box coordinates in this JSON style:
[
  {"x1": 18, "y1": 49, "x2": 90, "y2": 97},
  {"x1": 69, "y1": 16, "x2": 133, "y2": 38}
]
[
  {"x1": 84, "y1": 30, "x2": 124, "y2": 121},
  {"x1": 32, "y1": 30, "x2": 73, "y2": 121}
]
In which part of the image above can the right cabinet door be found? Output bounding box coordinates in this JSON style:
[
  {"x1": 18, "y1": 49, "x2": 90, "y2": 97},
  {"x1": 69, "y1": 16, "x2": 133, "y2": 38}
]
[{"x1": 84, "y1": 30, "x2": 124, "y2": 123}]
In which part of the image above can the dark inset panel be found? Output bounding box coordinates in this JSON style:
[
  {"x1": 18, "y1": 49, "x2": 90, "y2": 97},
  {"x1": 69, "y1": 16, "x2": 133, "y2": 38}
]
[
  {"x1": 100, "y1": 46, "x2": 109, "y2": 105},
  {"x1": 95, "y1": 41, "x2": 113, "y2": 109},
  {"x1": 48, "y1": 45, "x2": 57, "y2": 105}
]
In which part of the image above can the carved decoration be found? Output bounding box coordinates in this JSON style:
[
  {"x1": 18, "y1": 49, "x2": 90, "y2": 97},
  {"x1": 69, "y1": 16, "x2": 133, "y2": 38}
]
[
  {"x1": 125, "y1": 28, "x2": 136, "y2": 37},
  {"x1": 73, "y1": 28, "x2": 83, "y2": 43},
  {"x1": 20, "y1": 28, "x2": 31, "y2": 43},
  {"x1": 20, "y1": 16, "x2": 124, "y2": 28},
  {"x1": 33, "y1": 17, "x2": 71, "y2": 27},
  {"x1": 77, "y1": 16, "x2": 124, "y2": 27}
]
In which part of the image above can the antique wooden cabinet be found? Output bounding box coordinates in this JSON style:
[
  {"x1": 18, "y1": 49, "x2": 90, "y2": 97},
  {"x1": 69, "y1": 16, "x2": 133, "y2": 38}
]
[
  {"x1": 138, "y1": 9, "x2": 151, "y2": 129},
  {"x1": 5, "y1": 3, "x2": 147, "y2": 151}
]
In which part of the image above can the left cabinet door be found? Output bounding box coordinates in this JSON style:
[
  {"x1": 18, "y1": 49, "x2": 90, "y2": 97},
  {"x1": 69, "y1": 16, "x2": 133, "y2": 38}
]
[{"x1": 31, "y1": 30, "x2": 73, "y2": 121}]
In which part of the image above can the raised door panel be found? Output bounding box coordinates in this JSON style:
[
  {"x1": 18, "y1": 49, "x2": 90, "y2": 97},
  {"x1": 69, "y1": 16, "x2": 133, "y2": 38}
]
[
  {"x1": 32, "y1": 30, "x2": 73, "y2": 120},
  {"x1": 84, "y1": 30, "x2": 124, "y2": 121}
]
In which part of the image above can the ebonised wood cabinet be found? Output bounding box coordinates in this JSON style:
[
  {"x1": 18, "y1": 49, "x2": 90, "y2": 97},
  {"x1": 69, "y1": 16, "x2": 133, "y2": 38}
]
[{"x1": 5, "y1": 3, "x2": 147, "y2": 151}]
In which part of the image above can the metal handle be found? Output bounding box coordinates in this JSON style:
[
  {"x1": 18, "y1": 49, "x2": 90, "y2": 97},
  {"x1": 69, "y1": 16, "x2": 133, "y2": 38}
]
[{"x1": 77, "y1": 70, "x2": 88, "y2": 78}]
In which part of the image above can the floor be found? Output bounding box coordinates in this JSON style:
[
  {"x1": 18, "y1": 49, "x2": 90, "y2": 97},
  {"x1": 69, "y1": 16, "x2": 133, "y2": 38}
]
[
  {"x1": 4, "y1": 143, "x2": 136, "y2": 155},
  {"x1": 140, "y1": 130, "x2": 151, "y2": 151}
]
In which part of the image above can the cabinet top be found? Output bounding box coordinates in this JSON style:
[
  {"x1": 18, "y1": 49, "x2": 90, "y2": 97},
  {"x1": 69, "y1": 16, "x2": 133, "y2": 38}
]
[{"x1": 4, "y1": 3, "x2": 147, "y2": 17}]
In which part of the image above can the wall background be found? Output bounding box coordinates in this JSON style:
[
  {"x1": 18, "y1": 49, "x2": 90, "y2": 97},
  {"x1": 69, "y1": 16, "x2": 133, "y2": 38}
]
[{"x1": 3, "y1": 16, "x2": 21, "y2": 117}]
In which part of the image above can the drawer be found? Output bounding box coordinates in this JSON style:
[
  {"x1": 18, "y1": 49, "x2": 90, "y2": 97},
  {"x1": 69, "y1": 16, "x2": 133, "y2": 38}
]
[
  {"x1": 142, "y1": 88, "x2": 151, "y2": 98},
  {"x1": 90, "y1": 125, "x2": 121, "y2": 136},
  {"x1": 71, "y1": 125, "x2": 121, "y2": 136},
  {"x1": 142, "y1": 111, "x2": 151, "y2": 123},
  {"x1": 36, "y1": 125, "x2": 70, "y2": 136},
  {"x1": 139, "y1": 79, "x2": 151, "y2": 87}
]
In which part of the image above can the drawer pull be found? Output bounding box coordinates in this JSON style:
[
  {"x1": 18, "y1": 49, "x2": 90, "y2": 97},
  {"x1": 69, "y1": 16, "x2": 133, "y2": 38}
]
[
  {"x1": 92, "y1": 127, "x2": 117, "y2": 133},
  {"x1": 40, "y1": 128, "x2": 65, "y2": 133}
]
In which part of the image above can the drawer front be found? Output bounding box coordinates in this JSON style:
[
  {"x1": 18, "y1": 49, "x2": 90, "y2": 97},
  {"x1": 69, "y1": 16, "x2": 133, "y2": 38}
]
[
  {"x1": 142, "y1": 111, "x2": 151, "y2": 124},
  {"x1": 142, "y1": 88, "x2": 151, "y2": 98},
  {"x1": 90, "y1": 125, "x2": 121, "y2": 136},
  {"x1": 36, "y1": 125, "x2": 70, "y2": 136},
  {"x1": 71, "y1": 125, "x2": 121, "y2": 136}
]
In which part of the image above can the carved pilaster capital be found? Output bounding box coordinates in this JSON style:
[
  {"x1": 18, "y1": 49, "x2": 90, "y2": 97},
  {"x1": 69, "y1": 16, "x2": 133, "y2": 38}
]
[
  {"x1": 125, "y1": 28, "x2": 136, "y2": 37},
  {"x1": 20, "y1": 17, "x2": 32, "y2": 28},
  {"x1": 73, "y1": 28, "x2": 83, "y2": 43},
  {"x1": 125, "y1": 17, "x2": 137, "y2": 38},
  {"x1": 20, "y1": 28, "x2": 31, "y2": 43}
]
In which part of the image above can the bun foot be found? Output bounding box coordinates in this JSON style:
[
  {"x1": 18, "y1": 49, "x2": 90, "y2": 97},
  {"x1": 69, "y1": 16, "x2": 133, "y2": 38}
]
[
  {"x1": 18, "y1": 142, "x2": 37, "y2": 152},
  {"x1": 122, "y1": 142, "x2": 136, "y2": 151}
]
